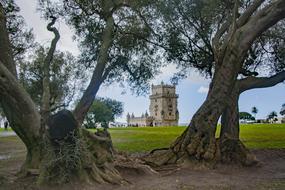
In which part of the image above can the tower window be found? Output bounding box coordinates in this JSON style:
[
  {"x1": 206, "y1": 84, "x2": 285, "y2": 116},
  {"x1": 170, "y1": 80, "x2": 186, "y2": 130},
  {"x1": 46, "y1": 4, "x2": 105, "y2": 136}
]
[
  {"x1": 169, "y1": 112, "x2": 172, "y2": 116},
  {"x1": 155, "y1": 99, "x2": 157, "y2": 102}
]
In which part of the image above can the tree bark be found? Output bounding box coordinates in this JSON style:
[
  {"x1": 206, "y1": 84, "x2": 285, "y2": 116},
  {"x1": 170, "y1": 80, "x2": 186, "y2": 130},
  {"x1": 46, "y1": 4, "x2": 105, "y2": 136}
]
[
  {"x1": 220, "y1": 83, "x2": 258, "y2": 166},
  {"x1": 220, "y1": 84, "x2": 240, "y2": 141}
]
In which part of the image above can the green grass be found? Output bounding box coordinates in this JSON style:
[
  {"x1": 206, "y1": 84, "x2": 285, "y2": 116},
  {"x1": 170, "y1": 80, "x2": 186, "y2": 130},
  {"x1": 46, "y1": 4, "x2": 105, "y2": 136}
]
[
  {"x1": 0, "y1": 128, "x2": 12, "y2": 132},
  {"x1": 91, "y1": 123, "x2": 285, "y2": 153},
  {"x1": 2, "y1": 124, "x2": 284, "y2": 153}
]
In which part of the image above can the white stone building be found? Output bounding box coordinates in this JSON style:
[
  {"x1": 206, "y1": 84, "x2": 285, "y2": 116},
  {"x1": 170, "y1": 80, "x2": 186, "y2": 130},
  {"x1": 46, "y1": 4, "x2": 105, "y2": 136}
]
[{"x1": 127, "y1": 82, "x2": 179, "y2": 126}]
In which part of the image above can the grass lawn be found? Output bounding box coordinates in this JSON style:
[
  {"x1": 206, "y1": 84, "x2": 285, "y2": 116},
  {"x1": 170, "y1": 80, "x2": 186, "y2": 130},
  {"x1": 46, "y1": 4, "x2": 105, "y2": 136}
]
[
  {"x1": 92, "y1": 123, "x2": 285, "y2": 153},
  {"x1": 0, "y1": 128, "x2": 12, "y2": 132},
  {"x1": 1, "y1": 124, "x2": 284, "y2": 153}
]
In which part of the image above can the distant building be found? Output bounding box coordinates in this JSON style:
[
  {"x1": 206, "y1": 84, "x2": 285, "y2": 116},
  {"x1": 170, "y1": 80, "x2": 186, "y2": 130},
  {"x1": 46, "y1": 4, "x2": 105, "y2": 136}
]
[
  {"x1": 127, "y1": 82, "x2": 179, "y2": 126},
  {"x1": 275, "y1": 117, "x2": 284, "y2": 124},
  {"x1": 256, "y1": 119, "x2": 269, "y2": 124}
]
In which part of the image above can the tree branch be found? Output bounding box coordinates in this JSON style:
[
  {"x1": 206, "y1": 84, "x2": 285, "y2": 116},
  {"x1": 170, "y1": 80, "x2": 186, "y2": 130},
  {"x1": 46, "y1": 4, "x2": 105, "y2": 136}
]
[
  {"x1": 239, "y1": 70, "x2": 285, "y2": 92},
  {"x1": 0, "y1": 61, "x2": 41, "y2": 147},
  {"x1": 73, "y1": 16, "x2": 115, "y2": 126},
  {"x1": 239, "y1": 0, "x2": 285, "y2": 52},
  {"x1": 236, "y1": 0, "x2": 265, "y2": 28},
  {"x1": 41, "y1": 16, "x2": 60, "y2": 126}
]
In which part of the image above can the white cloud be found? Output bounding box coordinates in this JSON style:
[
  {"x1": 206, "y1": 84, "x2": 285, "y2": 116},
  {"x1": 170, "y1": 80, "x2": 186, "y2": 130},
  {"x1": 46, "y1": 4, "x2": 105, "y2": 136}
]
[{"x1": 197, "y1": 86, "x2": 209, "y2": 94}]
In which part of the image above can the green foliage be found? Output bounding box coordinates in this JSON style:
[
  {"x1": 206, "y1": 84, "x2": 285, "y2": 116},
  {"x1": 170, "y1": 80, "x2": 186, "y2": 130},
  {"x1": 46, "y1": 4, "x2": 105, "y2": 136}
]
[
  {"x1": 239, "y1": 112, "x2": 255, "y2": 121},
  {"x1": 88, "y1": 124, "x2": 285, "y2": 152},
  {"x1": 155, "y1": 0, "x2": 285, "y2": 83},
  {"x1": 155, "y1": 0, "x2": 230, "y2": 81},
  {"x1": 18, "y1": 45, "x2": 86, "y2": 112},
  {"x1": 84, "y1": 97, "x2": 123, "y2": 128},
  {"x1": 1, "y1": 0, "x2": 35, "y2": 62}
]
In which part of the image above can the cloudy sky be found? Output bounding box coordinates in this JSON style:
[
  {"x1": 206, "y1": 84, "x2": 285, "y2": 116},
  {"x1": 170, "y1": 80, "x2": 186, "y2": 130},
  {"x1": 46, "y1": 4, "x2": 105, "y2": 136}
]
[{"x1": 15, "y1": 0, "x2": 285, "y2": 124}]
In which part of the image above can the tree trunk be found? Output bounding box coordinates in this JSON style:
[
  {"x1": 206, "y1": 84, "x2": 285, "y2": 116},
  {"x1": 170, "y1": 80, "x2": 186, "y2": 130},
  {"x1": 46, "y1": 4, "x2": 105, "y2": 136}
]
[
  {"x1": 220, "y1": 84, "x2": 258, "y2": 166},
  {"x1": 220, "y1": 84, "x2": 240, "y2": 140}
]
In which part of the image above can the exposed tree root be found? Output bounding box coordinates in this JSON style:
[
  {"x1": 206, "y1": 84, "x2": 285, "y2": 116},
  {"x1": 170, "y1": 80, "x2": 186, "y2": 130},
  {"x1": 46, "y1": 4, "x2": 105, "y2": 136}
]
[
  {"x1": 144, "y1": 135, "x2": 259, "y2": 169},
  {"x1": 114, "y1": 152, "x2": 158, "y2": 176}
]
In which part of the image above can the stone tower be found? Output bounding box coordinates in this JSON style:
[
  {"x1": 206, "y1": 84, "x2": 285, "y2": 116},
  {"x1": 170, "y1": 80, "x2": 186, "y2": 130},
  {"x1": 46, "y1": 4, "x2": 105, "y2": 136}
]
[{"x1": 149, "y1": 82, "x2": 179, "y2": 126}]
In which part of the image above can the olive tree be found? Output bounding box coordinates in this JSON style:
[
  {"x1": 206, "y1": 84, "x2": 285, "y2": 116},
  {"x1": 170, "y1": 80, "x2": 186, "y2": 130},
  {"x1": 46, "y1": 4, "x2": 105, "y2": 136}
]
[{"x1": 146, "y1": 0, "x2": 285, "y2": 166}]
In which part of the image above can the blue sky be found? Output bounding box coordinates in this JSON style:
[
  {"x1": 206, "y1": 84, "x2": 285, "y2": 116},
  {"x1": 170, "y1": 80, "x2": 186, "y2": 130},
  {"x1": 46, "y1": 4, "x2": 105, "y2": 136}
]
[{"x1": 15, "y1": 0, "x2": 285, "y2": 124}]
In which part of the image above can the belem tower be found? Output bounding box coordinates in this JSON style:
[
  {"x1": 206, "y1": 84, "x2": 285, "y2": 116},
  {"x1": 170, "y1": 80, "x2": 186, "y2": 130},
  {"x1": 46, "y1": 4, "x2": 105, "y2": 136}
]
[{"x1": 127, "y1": 82, "x2": 179, "y2": 126}]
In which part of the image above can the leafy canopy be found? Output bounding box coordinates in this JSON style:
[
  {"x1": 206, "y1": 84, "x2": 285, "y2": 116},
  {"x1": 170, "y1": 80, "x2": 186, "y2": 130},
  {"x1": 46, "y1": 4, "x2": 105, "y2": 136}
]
[
  {"x1": 1, "y1": 0, "x2": 34, "y2": 62},
  {"x1": 39, "y1": 0, "x2": 164, "y2": 94}
]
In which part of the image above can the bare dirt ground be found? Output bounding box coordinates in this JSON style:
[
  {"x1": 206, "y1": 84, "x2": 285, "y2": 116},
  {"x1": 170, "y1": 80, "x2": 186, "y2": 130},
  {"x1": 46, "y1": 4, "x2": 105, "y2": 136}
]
[{"x1": 0, "y1": 136, "x2": 284, "y2": 190}]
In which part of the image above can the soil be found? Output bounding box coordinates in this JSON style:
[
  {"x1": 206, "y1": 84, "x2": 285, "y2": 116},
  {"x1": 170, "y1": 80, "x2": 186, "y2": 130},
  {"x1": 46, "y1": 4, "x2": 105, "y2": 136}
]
[{"x1": 0, "y1": 136, "x2": 284, "y2": 190}]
